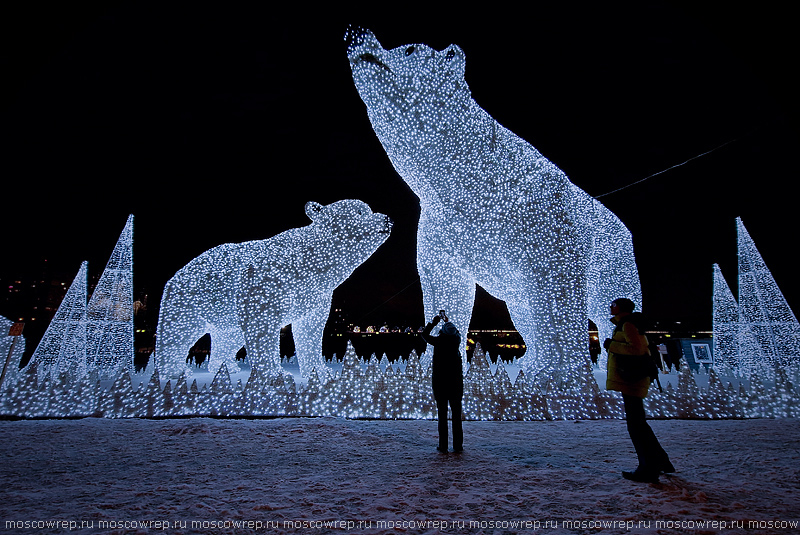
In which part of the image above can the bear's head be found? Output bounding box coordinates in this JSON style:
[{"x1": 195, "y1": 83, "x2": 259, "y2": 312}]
[
  {"x1": 345, "y1": 26, "x2": 470, "y2": 145},
  {"x1": 303, "y1": 199, "x2": 392, "y2": 266}
]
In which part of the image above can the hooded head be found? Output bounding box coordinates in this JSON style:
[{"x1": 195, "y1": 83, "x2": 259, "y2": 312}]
[{"x1": 441, "y1": 322, "x2": 459, "y2": 336}]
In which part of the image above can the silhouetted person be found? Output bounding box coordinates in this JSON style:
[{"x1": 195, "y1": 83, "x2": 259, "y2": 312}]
[
  {"x1": 604, "y1": 298, "x2": 673, "y2": 483},
  {"x1": 422, "y1": 311, "x2": 463, "y2": 453}
]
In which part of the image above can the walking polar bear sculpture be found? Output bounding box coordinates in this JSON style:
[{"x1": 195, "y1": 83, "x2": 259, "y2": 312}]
[
  {"x1": 346, "y1": 27, "x2": 641, "y2": 385},
  {"x1": 155, "y1": 199, "x2": 392, "y2": 383}
]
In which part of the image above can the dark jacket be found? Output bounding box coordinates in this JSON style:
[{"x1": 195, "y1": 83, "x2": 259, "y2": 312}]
[{"x1": 421, "y1": 321, "x2": 463, "y2": 398}]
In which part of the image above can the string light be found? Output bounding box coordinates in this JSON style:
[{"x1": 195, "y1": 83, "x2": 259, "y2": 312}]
[
  {"x1": 154, "y1": 200, "x2": 392, "y2": 383},
  {"x1": 345, "y1": 27, "x2": 640, "y2": 384}
]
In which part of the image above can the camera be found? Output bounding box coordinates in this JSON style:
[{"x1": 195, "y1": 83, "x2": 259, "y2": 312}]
[{"x1": 438, "y1": 310, "x2": 446, "y2": 319}]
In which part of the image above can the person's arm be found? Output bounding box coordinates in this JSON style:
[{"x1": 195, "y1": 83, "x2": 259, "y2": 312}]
[{"x1": 420, "y1": 316, "x2": 440, "y2": 346}]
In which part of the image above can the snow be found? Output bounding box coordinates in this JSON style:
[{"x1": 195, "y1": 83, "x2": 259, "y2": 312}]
[{"x1": 1, "y1": 417, "x2": 798, "y2": 534}]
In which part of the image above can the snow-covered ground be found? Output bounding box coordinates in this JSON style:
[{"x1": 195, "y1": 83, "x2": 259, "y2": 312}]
[{"x1": 1, "y1": 417, "x2": 798, "y2": 534}]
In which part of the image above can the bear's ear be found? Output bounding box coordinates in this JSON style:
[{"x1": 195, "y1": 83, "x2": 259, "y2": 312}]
[
  {"x1": 305, "y1": 201, "x2": 324, "y2": 221},
  {"x1": 443, "y1": 45, "x2": 465, "y2": 79}
]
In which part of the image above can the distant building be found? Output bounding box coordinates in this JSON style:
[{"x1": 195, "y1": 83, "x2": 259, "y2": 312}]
[{"x1": 0, "y1": 264, "x2": 73, "y2": 366}]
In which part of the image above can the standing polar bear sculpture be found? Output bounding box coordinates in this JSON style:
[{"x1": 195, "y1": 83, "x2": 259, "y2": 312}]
[
  {"x1": 346, "y1": 27, "x2": 640, "y2": 385},
  {"x1": 155, "y1": 199, "x2": 392, "y2": 383}
]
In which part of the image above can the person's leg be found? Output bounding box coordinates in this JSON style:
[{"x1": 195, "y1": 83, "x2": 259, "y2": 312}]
[
  {"x1": 436, "y1": 397, "x2": 448, "y2": 452},
  {"x1": 622, "y1": 394, "x2": 670, "y2": 480},
  {"x1": 450, "y1": 396, "x2": 463, "y2": 452}
]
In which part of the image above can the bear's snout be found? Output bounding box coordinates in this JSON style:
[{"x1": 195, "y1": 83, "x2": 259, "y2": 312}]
[
  {"x1": 355, "y1": 52, "x2": 391, "y2": 73},
  {"x1": 344, "y1": 24, "x2": 370, "y2": 50}
]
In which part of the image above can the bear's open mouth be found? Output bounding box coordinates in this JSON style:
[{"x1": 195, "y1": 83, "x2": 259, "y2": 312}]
[{"x1": 356, "y1": 53, "x2": 392, "y2": 73}]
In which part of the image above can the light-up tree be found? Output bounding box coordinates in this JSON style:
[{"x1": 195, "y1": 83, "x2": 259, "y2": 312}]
[
  {"x1": 346, "y1": 27, "x2": 640, "y2": 386},
  {"x1": 86, "y1": 215, "x2": 134, "y2": 380},
  {"x1": 713, "y1": 262, "x2": 762, "y2": 376},
  {"x1": 713, "y1": 263, "x2": 740, "y2": 370},
  {"x1": 24, "y1": 261, "x2": 88, "y2": 382},
  {"x1": 737, "y1": 218, "x2": 800, "y2": 366}
]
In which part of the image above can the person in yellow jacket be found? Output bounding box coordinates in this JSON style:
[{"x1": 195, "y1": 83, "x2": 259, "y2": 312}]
[{"x1": 604, "y1": 298, "x2": 674, "y2": 483}]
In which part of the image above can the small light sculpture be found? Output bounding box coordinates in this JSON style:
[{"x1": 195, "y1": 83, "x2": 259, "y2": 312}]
[
  {"x1": 24, "y1": 216, "x2": 135, "y2": 383},
  {"x1": 714, "y1": 218, "x2": 800, "y2": 375},
  {"x1": 24, "y1": 262, "x2": 88, "y2": 382},
  {"x1": 713, "y1": 263, "x2": 744, "y2": 370},
  {"x1": 86, "y1": 215, "x2": 134, "y2": 380},
  {"x1": 713, "y1": 263, "x2": 762, "y2": 376},
  {"x1": 737, "y1": 218, "x2": 800, "y2": 366}
]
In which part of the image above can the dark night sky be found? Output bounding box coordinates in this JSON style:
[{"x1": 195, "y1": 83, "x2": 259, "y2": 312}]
[{"x1": 1, "y1": 3, "x2": 797, "y2": 335}]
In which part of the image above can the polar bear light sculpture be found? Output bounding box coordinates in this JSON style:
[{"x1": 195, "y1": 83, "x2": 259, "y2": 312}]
[
  {"x1": 155, "y1": 199, "x2": 392, "y2": 382},
  {"x1": 346, "y1": 27, "x2": 640, "y2": 385}
]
